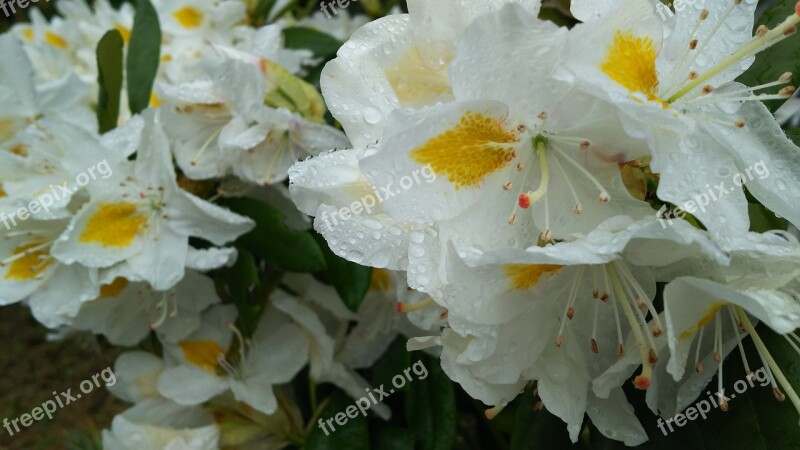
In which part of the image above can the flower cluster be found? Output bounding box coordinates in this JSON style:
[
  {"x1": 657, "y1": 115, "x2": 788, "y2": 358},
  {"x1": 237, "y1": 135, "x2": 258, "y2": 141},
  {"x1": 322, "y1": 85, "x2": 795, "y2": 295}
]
[
  {"x1": 1, "y1": 1, "x2": 445, "y2": 448},
  {"x1": 290, "y1": 0, "x2": 800, "y2": 445}
]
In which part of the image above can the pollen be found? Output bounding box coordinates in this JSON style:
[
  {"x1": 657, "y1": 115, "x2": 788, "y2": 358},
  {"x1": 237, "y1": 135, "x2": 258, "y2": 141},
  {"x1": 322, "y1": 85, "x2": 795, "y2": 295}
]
[
  {"x1": 44, "y1": 31, "x2": 68, "y2": 49},
  {"x1": 172, "y1": 6, "x2": 204, "y2": 29},
  {"x1": 180, "y1": 340, "x2": 225, "y2": 372},
  {"x1": 4, "y1": 242, "x2": 54, "y2": 281},
  {"x1": 411, "y1": 112, "x2": 519, "y2": 189},
  {"x1": 369, "y1": 268, "x2": 392, "y2": 292},
  {"x1": 504, "y1": 264, "x2": 563, "y2": 291},
  {"x1": 79, "y1": 202, "x2": 147, "y2": 248},
  {"x1": 600, "y1": 30, "x2": 663, "y2": 104}
]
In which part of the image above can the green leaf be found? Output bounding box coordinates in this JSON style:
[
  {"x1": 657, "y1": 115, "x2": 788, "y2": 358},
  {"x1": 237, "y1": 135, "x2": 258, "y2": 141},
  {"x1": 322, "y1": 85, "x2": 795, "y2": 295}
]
[
  {"x1": 786, "y1": 128, "x2": 800, "y2": 146},
  {"x1": 306, "y1": 391, "x2": 369, "y2": 450},
  {"x1": 373, "y1": 427, "x2": 416, "y2": 450},
  {"x1": 282, "y1": 26, "x2": 343, "y2": 59},
  {"x1": 405, "y1": 354, "x2": 457, "y2": 450},
  {"x1": 219, "y1": 198, "x2": 326, "y2": 273},
  {"x1": 95, "y1": 30, "x2": 124, "y2": 133},
  {"x1": 314, "y1": 233, "x2": 372, "y2": 312},
  {"x1": 251, "y1": 0, "x2": 277, "y2": 26},
  {"x1": 736, "y1": 0, "x2": 800, "y2": 112},
  {"x1": 127, "y1": 0, "x2": 161, "y2": 115},
  {"x1": 223, "y1": 248, "x2": 261, "y2": 336},
  {"x1": 510, "y1": 390, "x2": 576, "y2": 450},
  {"x1": 749, "y1": 202, "x2": 789, "y2": 232}
]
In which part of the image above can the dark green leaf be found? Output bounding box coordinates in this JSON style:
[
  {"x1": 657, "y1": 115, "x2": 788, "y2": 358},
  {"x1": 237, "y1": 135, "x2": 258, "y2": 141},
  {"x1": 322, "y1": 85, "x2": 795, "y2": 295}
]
[
  {"x1": 306, "y1": 391, "x2": 369, "y2": 450},
  {"x1": 510, "y1": 390, "x2": 576, "y2": 450},
  {"x1": 786, "y1": 128, "x2": 800, "y2": 146},
  {"x1": 749, "y1": 202, "x2": 789, "y2": 232},
  {"x1": 405, "y1": 354, "x2": 457, "y2": 450},
  {"x1": 373, "y1": 427, "x2": 416, "y2": 450},
  {"x1": 220, "y1": 198, "x2": 326, "y2": 273},
  {"x1": 96, "y1": 30, "x2": 124, "y2": 134},
  {"x1": 283, "y1": 26, "x2": 343, "y2": 59},
  {"x1": 251, "y1": 0, "x2": 277, "y2": 26},
  {"x1": 127, "y1": 0, "x2": 161, "y2": 115},
  {"x1": 737, "y1": 0, "x2": 800, "y2": 112},
  {"x1": 223, "y1": 248, "x2": 261, "y2": 336},
  {"x1": 314, "y1": 233, "x2": 372, "y2": 312}
]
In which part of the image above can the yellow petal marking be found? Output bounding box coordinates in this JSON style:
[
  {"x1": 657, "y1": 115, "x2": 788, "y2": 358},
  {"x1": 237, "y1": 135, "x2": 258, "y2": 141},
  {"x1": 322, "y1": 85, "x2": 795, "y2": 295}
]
[
  {"x1": 100, "y1": 277, "x2": 129, "y2": 298},
  {"x1": 114, "y1": 23, "x2": 131, "y2": 44},
  {"x1": 79, "y1": 202, "x2": 147, "y2": 248},
  {"x1": 411, "y1": 111, "x2": 519, "y2": 189},
  {"x1": 172, "y1": 6, "x2": 204, "y2": 29},
  {"x1": 679, "y1": 302, "x2": 727, "y2": 340},
  {"x1": 44, "y1": 31, "x2": 68, "y2": 49},
  {"x1": 21, "y1": 28, "x2": 34, "y2": 42},
  {"x1": 504, "y1": 264, "x2": 563, "y2": 291},
  {"x1": 600, "y1": 30, "x2": 664, "y2": 105},
  {"x1": 180, "y1": 340, "x2": 225, "y2": 372},
  {"x1": 369, "y1": 268, "x2": 392, "y2": 292},
  {"x1": 385, "y1": 49, "x2": 452, "y2": 107},
  {"x1": 4, "y1": 242, "x2": 54, "y2": 281}
]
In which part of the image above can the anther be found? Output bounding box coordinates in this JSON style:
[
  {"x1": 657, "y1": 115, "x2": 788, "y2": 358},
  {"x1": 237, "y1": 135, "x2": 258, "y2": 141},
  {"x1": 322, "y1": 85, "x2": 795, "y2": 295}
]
[
  {"x1": 503, "y1": 182, "x2": 512, "y2": 191},
  {"x1": 555, "y1": 335, "x2": 565, "y2": 347},
  {"x1": 649, "y1": 348, "x2": 659, "y2": 364},
  {"x1": 757, "y1": 25, "x2": 769, "y2": 37},
  {"x1": 702, "y1": 85, "x2": 714, "y2": 94},
  {"x1": 573, "y1": 204, "x2": 583, "y2": 214},
  {"x1": 689, "y1": 71, "x2": 699, "y2": 80},
  {"x1": 580, "y1": 140, "x2": 591, "y2": 150},
  {"x1": 652, "y1": 325, "x2": 663, "y2": 337},
  {"x1": 567, "y1": 307, "x2": 575, "y2": 319},
  {"x1": 538, "y1": 112, "x2": 548, "y2": 120},
  {"x1": 780, "y1": 72, "x2": 794, "y2": 83},
  {"x1": 714, "y1": 352, "x2": 722, "y2": 363},
  {"x1": 617, "y1": 344, "x2": 625, "y2": 357},
  {"x1": 598, "y1": 193, "x2": 610, "y2": 204},
  {"x1": 700, "y1": 9, "x2": 709, "y2": 19},
  {"x1": 774, "y1": 387, "x2": 787, "y2": 401},
  {"x1": 485, "y1": 404, "x2": 505, "y2": 420},
  {"x1": 591, "y1": 339, "x2": 599, "y2": 354},
  {"x1": 696, "y1": 362, "x2": 704, "y2": 373},
  {"x1": 779, "y1": 86, "x2": 796, "y2": 96},
  {"x1": 734, "y1": 119, "x2": 746, "y2": 128},
  {"x1": 508, "y1": 214, "x2": 517, "y2": 225},
  {"x1": 719, "y1": 396, "x2": 729, "y2": 411},
  {"x1": 689, "y1": 39, "x2": 699, "y2": 50}
]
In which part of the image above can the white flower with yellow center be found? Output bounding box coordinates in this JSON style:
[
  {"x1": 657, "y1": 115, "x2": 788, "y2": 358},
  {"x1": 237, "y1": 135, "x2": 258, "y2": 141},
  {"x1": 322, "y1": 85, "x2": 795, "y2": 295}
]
[
  {"x1": 0, "y1": 219, "x2": 98, "y2": 316},
  {"x1": 594, "y1": 230, "x2": 800, "y2": 421},
  {"x1": 58, "y1": 270, "x2": 221, "y2": 345},
  {"x1": 0, "y1": 34, "x2": 94, "y2": 146},
  {"x1": 157, "y1": 304, "x2": 311, "y2": 416},
  {"x1": 161, "y1": 55, "x2": 348, "y2": 186},
  {"x1": 560, "y1": 0, "x2": 800, "y2": 236},
  {"x1": 411, "y1": 217, "x2": 727, "y2": 444},
  {"x1": 321, "y1": 0, "x2": 543, "y2": 150},
  {"x1": 50, "y1": 111, "x2": 254, "y2": 290}
]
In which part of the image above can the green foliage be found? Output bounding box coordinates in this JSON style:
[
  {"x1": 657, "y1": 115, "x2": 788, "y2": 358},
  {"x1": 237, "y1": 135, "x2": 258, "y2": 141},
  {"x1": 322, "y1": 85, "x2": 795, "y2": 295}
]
[
  {"x1": 314, "y1": 233, "x2": 372, "y2": 312},
  {"x1": 306, "y1": 392, "x2": 370, "y2": 450},
  {"x1": 220, "y1": 197, "x2": 327, "y2": 273},
  {"x1": 95, "y1": 30, "x2": 124, "y2": 134},
  {"x1": 283, "y1": 27, "x2": 343, "y2": 59},
  {"x1": 127, "y1": 0, "x2": 161, "y2": 115}
]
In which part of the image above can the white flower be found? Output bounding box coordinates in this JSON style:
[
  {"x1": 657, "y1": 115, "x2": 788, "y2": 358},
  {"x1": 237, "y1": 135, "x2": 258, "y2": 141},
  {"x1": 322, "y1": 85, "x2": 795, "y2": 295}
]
[
  {"x1": 50, "y1": 111, "x2": 253, "y2": 290},
  {"x1": 161, "y1": 55, "x2": 348, "y2": 186},
  {"x1": 0, "y1": 34, "x2": 94, "y2": 146},
  {"x1": 62, "y1": 270, "x2": 221, "y2": 345},
  {"x1": 559, "y1": 0, "x2": 800, "y2": 236},
  {"x1": 414, "y1": 217, "x2": 727, "y2": 444},
  {"x1": 320, "y1": 0, "x2": 543, "y2": 150},
  {"x1": 102, "y1": 398, "x2": 220, "y2": 450},
  {"x1": 158, "y1": 304, "x2": 310, "y2": 415}
]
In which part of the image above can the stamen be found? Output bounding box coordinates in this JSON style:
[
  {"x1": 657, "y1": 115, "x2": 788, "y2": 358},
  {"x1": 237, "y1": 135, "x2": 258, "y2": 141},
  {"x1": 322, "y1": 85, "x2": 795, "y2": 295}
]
[
  {"x1": 550, "y1": 144, "x2": 610, "y2": 203},
  {"x1": 551, "y1": 155, "x2": 583, "y2": 215},
  {"x1": 737, "y1": 306, "x2": 800, "y2": 420},
  {"x1": 191, "y1": 126, "x2": 224, "y2": 166},
  {"x1": 607, "y1": 265, "x2": 652, "y2": 389},
  {"x1": 397, "y1": 297, "x2": 434, "y2": 313},
  {"x1": 695, "y1": 325, "x2": 705, "y2": 373},
  {"x1": 485, "y1": 404, "x2": 506, "y2": 420}
]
